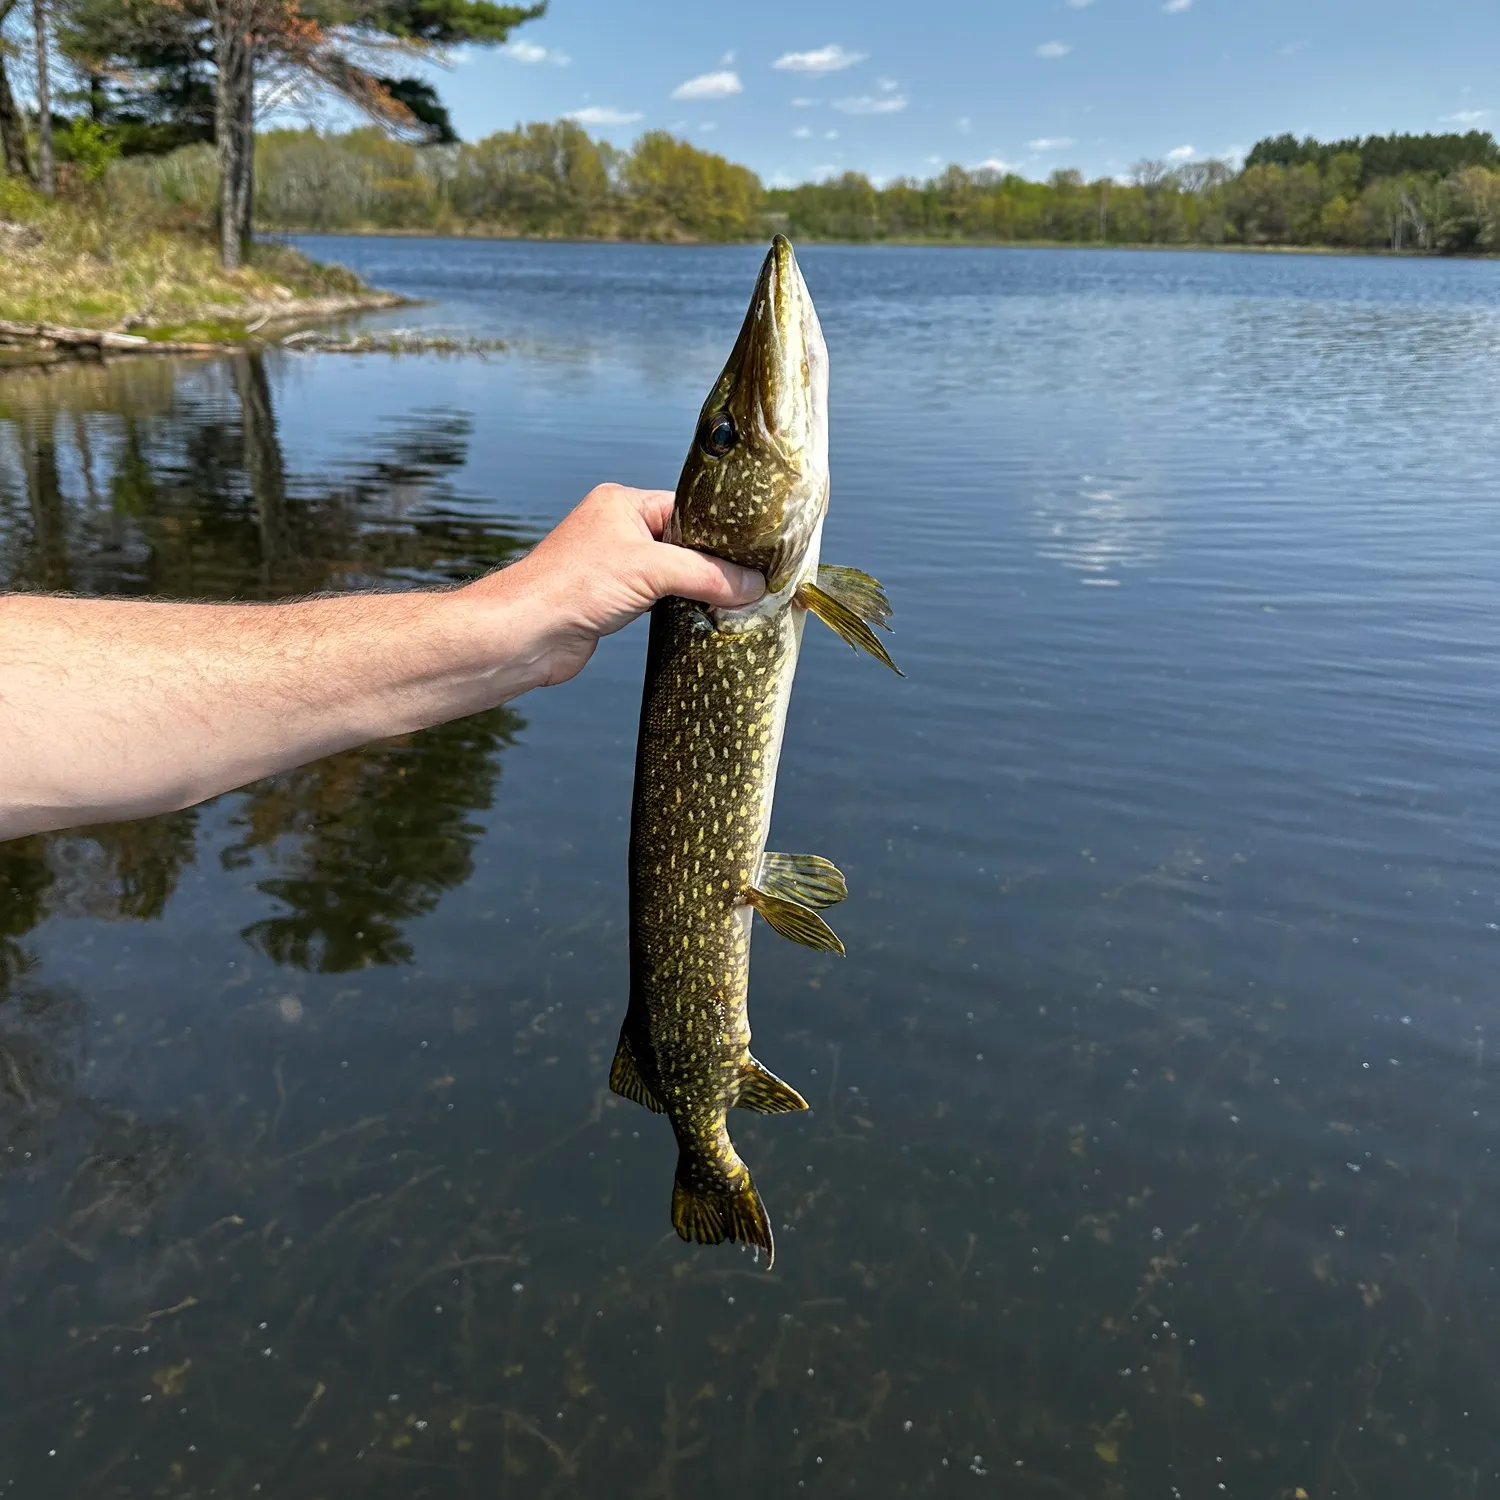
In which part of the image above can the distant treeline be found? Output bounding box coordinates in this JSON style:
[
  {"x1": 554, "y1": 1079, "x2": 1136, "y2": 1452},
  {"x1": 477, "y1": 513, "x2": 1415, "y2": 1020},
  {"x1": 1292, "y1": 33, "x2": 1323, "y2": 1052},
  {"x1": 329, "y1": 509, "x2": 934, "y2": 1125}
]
[
  {"x1": 109, "y1": 124, "x2": 764, "y2": 243},
  {"x1": 1244, "y1": 130, "x2": 1499, "y2": 185},
  {"x1": 108, "y1": 125, "x2": 1500, "y2": 254}
]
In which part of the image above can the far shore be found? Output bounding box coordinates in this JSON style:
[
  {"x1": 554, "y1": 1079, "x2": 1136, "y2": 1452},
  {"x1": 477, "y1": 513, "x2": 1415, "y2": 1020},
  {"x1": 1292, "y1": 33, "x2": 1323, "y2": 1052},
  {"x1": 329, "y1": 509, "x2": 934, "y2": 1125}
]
[{"x1": 272, "y1": 226, "x2": 1492, "y2": 260}]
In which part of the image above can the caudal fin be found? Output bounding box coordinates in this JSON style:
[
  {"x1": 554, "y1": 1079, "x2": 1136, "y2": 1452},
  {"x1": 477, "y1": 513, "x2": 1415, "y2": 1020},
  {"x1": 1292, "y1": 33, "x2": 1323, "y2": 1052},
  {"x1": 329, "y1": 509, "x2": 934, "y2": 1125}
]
[{"x1": 672, "y1": 1164, "x2": 776, "y2": 1269}]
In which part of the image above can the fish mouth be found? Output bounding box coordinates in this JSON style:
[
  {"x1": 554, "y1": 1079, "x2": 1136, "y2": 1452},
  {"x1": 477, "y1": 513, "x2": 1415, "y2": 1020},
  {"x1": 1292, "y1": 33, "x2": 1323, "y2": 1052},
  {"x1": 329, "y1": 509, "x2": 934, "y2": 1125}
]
[
  {"x1": 741, "y1": 235, "x2": 828, "y2": 469},
  {"x1": 672, "y1": 234, "x2": 830, "y2": 592}
]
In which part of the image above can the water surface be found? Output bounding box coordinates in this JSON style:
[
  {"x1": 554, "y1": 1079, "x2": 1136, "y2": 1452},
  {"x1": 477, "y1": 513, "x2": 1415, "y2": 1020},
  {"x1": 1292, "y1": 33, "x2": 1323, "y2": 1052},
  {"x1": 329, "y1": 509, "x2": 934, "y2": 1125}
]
[{"x1": 2, "y1": 240, "x2": 1499, "y2": 1497}]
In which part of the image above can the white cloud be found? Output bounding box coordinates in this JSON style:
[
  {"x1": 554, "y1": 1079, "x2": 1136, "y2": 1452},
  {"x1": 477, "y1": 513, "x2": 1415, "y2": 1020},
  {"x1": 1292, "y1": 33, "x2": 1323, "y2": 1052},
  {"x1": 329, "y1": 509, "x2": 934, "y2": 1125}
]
[
  {"x1": 825, "y1": 129, "x2": 839, "y2": 139},
  {"x1": 1444, "y1": 108, "x2": 1492, "y2": 125},
  {"x1": 720, "y1": 50, "x2": 737, "y2": 66},
  {"x1": 1166, "y1": 144, "x2": 1195, "y2": 161},
  {"x1": 956, "y1": 115, "x2": 972, "y2": 134},
  {"x1": 671, "y1": 70, "x2": 743, "y2": 100},
  {"x1": 1162, "y1": 0, "x2": 1191, "y2": 11},
  {"x1": 973, "y1": 157, "x2": 1015, "y2": 174},
  {"x1": 1036, "y1": 41, "x2": 1072, "y2": 58},
  {"x1": 810, "y1": 163, "x2": 842, "y2": 179},
  {"x1": 877, "y1": 77, "x2": 899, "y2": 92},
  {"x1": 1028, "y1": 136, "x2": 1075, "y2": 150},
  {"x1": 504, "y1": 40, "x2": 569, "y2": 65},
  {"x1": 791, "y1": 96, "x2": 820, "y2": 107},
  {"x1": 563, "y1": 106, "x2": 643, "y2": 126},
  {"x1": 1221, "y1": 143, "x2": 1247, "y2": 164},
  {"x1": 1066, "y1": 0, "x2": 1095, "y2": 7},
  {"x1": 774, "y1": 44, "x2": 867, "y2": 73},
  {"x1": 834, "y1": 93, "x2": 907, "y2": 114},
  {"x1": 699, "y1": 121, "x2": 718, "y2": 132},
  {"x1": 793, "y1": 125, "x2": 812, "y2": 139}
]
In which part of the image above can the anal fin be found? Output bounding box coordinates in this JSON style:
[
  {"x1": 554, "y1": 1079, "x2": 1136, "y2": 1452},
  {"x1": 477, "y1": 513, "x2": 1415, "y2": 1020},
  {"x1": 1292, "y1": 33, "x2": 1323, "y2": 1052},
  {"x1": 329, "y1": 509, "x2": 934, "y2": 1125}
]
[
  {"x1": 610, "y1": 1033, "x2": 666, "y2": 1113},
  {"x1": 744, "y1": 886, "x2": 845, "y2": 955},
  {"x1": 736, "y1": 1057, "x2": 809, "y2": 1114},
  {"x1": 797, "y1": 579, "x2": 903, "y2": 677},
  {"x1": 757, "y1": 851, "x2": 847, "y2": 910}
]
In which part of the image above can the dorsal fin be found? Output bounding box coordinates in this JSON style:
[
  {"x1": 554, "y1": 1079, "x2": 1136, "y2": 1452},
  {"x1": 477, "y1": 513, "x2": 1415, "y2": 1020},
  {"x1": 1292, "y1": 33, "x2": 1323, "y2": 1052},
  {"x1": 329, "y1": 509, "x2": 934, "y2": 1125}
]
[{"x1": 609, "y1": 1034, "x2": 665, "y2": 1113}]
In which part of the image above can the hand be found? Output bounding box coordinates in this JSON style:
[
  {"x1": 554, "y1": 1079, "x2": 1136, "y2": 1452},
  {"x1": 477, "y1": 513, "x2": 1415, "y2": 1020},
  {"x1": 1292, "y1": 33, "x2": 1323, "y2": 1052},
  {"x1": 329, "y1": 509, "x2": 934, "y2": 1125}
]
[{"x1": 485, "y1": 484, "x2": 766, "y2": 687}]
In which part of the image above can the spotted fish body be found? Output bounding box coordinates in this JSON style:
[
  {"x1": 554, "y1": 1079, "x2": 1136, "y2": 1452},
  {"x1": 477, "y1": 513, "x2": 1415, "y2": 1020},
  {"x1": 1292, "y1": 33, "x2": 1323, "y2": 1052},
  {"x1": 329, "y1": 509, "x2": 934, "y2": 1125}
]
[{"x1": 609, "y1": 237, "x2": 899, "y2": 1267}]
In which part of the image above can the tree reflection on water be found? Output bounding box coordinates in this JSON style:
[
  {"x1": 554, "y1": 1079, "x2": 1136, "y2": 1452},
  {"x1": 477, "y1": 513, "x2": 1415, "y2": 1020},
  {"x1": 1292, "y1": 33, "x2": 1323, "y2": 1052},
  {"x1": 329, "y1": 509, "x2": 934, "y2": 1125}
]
[{"x1": 0, "y1": 352, "x2": 534, "y2": 975}]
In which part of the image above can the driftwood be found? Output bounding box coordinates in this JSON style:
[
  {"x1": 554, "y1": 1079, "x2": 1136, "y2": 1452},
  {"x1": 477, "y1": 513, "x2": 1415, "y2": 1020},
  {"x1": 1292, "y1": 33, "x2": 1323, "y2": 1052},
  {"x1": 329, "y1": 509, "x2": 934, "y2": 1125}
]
[
  {"x1": 0, "y1": 318, "x2": 222, "y2": 355},
  {"x1": 0, "y1": 292, "x2": 434, "y2": 368}
]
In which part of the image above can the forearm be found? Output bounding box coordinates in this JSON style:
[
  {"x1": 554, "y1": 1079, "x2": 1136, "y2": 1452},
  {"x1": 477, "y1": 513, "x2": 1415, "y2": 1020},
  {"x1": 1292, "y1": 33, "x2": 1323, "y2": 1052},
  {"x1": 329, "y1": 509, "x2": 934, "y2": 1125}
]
[
  {"x1": 0, "y1": 484, "x2": 764, "y2": 844},
  {"x1": 0, "y1": 580, "x2": 547, "y2": 840}
]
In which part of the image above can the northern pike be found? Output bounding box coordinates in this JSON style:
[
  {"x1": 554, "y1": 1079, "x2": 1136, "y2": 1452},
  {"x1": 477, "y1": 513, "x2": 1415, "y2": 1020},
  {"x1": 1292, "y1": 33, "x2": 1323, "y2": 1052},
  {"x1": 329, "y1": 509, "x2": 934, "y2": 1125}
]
[{"x1": 609, "y1": 235, "x2": 899, "y2": 1268}]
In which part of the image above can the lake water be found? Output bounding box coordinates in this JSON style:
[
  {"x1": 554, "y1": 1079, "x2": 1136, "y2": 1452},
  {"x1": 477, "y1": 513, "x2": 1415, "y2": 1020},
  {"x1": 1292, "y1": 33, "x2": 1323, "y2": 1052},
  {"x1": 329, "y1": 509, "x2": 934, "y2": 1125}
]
[{"x1": 3, "y1": 239, "x2": 1500, "y2": 1497}]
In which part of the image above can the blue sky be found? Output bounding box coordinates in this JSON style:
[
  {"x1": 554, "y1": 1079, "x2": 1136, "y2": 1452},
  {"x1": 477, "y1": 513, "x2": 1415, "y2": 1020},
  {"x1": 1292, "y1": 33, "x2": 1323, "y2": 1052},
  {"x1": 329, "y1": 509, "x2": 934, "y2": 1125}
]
[{"x1": 393, "y1": 0, "x2": 1499, "y2": 184}]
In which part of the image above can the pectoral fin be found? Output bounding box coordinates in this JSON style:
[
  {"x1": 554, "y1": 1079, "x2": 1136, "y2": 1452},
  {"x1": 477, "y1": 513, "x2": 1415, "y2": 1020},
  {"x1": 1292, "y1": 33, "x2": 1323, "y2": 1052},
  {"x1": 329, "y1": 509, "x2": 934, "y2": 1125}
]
[
  {"x1": 744, "y1": 886, "x2": 845, "y2": 955},
  {"x1": 609, "y1": 1034, "x2": 666, "y2": 1113},
  {"x1": 736, "y1": 1057, "x2": 810, "y2": 1114},
  {"x1": 757, "y1": 851, "x2": 847, "y2": 910},
  {"x1": 817, "y1": 565, "x2": 894, "y2": 631},
  {"x1": 798, "y1": 580, "x2": 903, "y2": 677}
]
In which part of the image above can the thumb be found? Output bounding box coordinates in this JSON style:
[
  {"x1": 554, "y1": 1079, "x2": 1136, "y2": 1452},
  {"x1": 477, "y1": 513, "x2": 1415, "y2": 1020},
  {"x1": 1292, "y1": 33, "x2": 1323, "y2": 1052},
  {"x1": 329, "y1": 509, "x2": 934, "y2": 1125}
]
[{"x1": 654, "y1": 543, "x2": 766, "y2": 610}]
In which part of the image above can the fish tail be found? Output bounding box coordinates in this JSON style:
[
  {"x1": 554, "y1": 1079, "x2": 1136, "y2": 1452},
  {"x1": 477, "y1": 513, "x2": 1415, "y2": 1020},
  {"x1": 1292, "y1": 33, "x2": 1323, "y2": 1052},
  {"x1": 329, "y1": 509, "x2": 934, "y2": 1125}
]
[{"x1": 671, "y1": 1157, "x2": 776, "y2": 1269}]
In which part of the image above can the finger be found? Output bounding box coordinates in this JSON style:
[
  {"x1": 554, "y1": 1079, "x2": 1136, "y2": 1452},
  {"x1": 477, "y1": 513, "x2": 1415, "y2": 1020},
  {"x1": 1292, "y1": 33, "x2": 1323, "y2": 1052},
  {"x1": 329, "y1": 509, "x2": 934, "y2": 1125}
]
[
  {"x1": 615, "y1": 487, "x2": 677, "y2": 538},
  {"x1": 651, "y1": 543, "x2": 765, "y2": 609}
]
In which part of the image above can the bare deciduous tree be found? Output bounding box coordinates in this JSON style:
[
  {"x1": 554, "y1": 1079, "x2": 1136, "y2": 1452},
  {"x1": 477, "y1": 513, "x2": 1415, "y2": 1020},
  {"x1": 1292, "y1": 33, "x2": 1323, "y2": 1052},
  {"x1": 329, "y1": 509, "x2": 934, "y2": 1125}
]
[
  {"x1": 32, "y1": 0, "x2": 51, "y2": 192},
  {"x1": 0, "y1": 0, "x2": 35, "y2": 180}
]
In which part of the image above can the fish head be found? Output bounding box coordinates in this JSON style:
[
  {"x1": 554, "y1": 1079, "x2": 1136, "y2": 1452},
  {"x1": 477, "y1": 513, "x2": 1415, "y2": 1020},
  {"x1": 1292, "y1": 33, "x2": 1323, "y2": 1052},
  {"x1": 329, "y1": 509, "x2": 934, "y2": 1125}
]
[{"x1": 670, "y1": 235, "x2": 829, "y2": 595}]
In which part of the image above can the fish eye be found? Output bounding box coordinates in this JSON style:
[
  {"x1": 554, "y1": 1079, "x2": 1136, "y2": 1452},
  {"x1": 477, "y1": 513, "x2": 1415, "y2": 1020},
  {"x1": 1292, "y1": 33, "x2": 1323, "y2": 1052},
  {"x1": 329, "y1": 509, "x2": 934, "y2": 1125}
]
[{"x1": 699, "y1": 413, "x2": 737, "y2": 458}]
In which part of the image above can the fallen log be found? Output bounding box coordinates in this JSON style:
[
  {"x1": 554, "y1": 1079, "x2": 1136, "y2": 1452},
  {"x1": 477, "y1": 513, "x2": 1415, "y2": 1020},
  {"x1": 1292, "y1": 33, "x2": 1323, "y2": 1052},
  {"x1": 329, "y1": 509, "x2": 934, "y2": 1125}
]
[{"x1": 0, "y1": 319, "x2": 222, "y2": 355}]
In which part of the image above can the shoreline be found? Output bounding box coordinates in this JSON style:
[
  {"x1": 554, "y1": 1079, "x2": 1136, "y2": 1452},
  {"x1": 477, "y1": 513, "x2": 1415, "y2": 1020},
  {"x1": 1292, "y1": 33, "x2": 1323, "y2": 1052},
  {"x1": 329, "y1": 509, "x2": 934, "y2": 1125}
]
[
  {"x1": 7, "y1": 222, "x2": 1485, "y2": 375},
  {"x1": 0, "y1": 179, "x2": 420, "y2": 371},
  {"x1": 271, "y1": 227, "x2": 1489, "y2": 260},
  {"x1": 0, "y1": 292, "x2": 413, "y2": 370}
]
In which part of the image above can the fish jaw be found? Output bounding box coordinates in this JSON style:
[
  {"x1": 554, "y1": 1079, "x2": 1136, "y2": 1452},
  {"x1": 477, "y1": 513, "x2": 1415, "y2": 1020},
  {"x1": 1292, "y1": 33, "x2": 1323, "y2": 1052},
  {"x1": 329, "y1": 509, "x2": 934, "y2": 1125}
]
[
  {"x1": 671, "y1": 235, "x2": 830, "y2": 592},
  {"x1": 755, "y1": 234, "x2": 829, "y2": 489}
]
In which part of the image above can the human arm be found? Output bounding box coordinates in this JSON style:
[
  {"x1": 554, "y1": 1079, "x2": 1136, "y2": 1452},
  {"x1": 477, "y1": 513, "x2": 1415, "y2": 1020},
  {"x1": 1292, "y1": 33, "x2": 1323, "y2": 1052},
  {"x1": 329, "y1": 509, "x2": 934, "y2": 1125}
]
[{"x1": 0, "y1": 484, "x2": 763, "y2": 841}]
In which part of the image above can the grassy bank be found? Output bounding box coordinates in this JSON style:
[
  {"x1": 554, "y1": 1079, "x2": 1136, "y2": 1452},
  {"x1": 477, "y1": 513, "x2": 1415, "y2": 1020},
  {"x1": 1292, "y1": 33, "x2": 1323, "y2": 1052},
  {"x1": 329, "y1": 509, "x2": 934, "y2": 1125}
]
[{"x1": 0, "y1": 176, "x2": 397, "y2": 346}]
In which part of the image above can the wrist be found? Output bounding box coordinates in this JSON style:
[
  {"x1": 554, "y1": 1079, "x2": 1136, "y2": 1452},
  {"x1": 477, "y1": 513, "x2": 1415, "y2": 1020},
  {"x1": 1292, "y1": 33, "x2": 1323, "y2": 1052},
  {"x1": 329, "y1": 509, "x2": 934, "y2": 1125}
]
[{"x1": 437, "y1": 557, "x2": 570, "y2": 707}]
